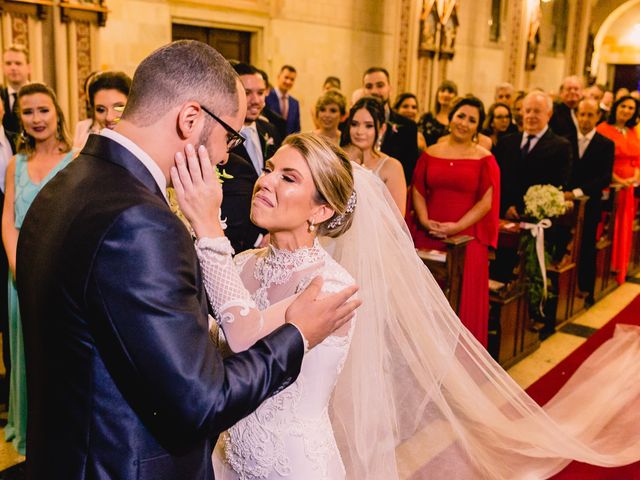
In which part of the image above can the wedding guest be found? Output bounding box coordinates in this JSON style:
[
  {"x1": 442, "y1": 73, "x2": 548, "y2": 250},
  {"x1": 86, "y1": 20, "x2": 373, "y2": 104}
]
[
  {"x1": 323, "y1": 76, "x2": 341, "y2": 91},
  {"x1": 226, "y1": 62, "x2": 281, "y2": 253},
  {"x1": 615, "y1": 87, "x2": 630, "y2": 101},
  {"x1": 550, "y1": 75, "x2": 583, "y2": 140},
  {"x1": 512, "y1": 90, "x2": 526, "y2": 131},
  {"x1": 1, "y1": 83, "x2": 74, "y2": 455},
  {"x1": 73, "y1": 71, "x2": 131, "y2": 149},
  {"x1": 314, "y1": 88, "x2": 346, "y2": 146},
  {"x1": 596, "y1": 95, "x2": 640, "y2": 284},
  {"x1": 418, "y1": 79, "x2": 457, "y2": 146},
  {"x1": 393, "y1": 92, "x2": 427, "y2": 151},
  {"x1": 362, "y1": 67, "x2": 418, "y2": 184},
  {"x1": 566, "y1": 98, "x2": 614, "y2": 304},
  {"x1": 482, "y1": 102, "x2": 517, "y2": 149},
  {"x1": 496, "y1": 91, "x2": 571, "y2": 219},
  {"x1": 1, "y1": 44, "x2": 30, "y2": 151},
  {"x1": 72, "y1": 71, "x2": 99, "y2": 150},
  {"x1": 0, "y1": 99, "x2": 11, "y2": 410},
  {"x1": 342, "y1": 96, "x2": 406, "y2": 215},
  {"x1": 494, "y1": 82, "x2": 514, "y2": 108},
  {"x1": 408, "y1": 96, "x2": 499, "y2": 347},
  {"x1": 266, "y1": 64, "x2": 301, "y2": 135},
  {"x1": 257, "y1": 67, "x2": 287, "y2": 138}
]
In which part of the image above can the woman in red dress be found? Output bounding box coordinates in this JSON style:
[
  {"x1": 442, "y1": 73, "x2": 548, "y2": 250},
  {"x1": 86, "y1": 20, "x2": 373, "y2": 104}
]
[
  {"x1": 407, "y1": 96, "x2": 500, "y2": 346},
  {"x1": 596, "y1": 95, "x2": 640, "y2": 284}
]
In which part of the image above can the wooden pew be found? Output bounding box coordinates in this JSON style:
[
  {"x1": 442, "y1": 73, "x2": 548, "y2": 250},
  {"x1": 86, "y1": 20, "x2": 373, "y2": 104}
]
[
  {"x1": 544, "y1": 197, "x2": 587, "y2": 325},
  {"x1": 593, "y1": 186, "x2": 620, "y2": 301},
  {"x1": 627, "y1": 185, "x2": 640, "y2": 277},
  {"x1": 417, "y1": 235, "x2": 473, "y2": 314},
  {"x1": 488, "y1": 221, "x2": 539, "y2": 368}
]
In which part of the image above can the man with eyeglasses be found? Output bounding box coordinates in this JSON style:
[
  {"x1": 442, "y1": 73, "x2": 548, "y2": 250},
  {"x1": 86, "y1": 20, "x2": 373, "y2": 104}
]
[{"x1": 15, "y1": 40, "x2": 359, "y2": 480}]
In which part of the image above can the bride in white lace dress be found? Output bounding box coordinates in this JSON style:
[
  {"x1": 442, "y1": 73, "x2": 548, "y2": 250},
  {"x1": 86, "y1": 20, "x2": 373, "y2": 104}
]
[
  {"x1": 173, "y1": 134, "x2": 358, "y2": 479},
  {"x1": 174, "y1": 132, "x2": 640, "y2": 479}
]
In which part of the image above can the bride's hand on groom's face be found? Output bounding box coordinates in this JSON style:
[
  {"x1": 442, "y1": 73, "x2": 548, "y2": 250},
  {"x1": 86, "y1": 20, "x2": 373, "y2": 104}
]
[
  {"x1": 285, "y1": 276, "x2": 361, "y2": 350},
  {"x1": 171, "y1": 144, "x2": 225, "y2": 239}
]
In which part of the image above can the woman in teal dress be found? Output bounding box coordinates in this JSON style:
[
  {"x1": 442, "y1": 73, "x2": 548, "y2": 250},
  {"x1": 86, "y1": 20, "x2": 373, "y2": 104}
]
[{"x1": 1, "y1": 83, "x2": 73, "y2": 455}]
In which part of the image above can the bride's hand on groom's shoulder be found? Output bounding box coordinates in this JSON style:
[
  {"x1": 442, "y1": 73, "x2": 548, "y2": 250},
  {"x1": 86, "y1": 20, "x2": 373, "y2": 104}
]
[
  {"x1": 285, "y1": 276, "x2": 361, "y2": 350},
  {"x1": 171, "y1": 144, "x2": 225, "y2": 239}
]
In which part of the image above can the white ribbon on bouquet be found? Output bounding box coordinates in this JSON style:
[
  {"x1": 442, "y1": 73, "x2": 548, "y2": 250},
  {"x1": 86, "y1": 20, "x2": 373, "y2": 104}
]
[{"x1": 521, "y1": 218, "x2": 552, "y2": 315}]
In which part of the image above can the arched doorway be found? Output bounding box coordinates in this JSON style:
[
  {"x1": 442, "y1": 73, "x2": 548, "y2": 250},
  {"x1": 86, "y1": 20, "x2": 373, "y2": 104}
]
[{"x1": 591, "y1": 0, "x2": 640, "y2": 91}]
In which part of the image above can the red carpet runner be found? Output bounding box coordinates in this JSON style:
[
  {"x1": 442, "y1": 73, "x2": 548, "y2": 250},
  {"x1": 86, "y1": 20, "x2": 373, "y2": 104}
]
[{"x1": 525, "y1": 294, "x2": 640, "y2": 479}]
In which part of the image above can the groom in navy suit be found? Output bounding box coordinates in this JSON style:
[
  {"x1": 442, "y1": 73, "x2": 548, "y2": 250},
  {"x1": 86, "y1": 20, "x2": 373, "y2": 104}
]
[{"x1": 16, "y1": 41, "x2": 359, "y2": 480}]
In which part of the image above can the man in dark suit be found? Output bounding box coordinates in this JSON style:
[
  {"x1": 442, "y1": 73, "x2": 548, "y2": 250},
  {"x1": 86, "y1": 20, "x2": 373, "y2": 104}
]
[
  {"x1": 224, "y1": 63, "x2": 282, "y2": 252},
  {"x1": 0, "y1": 44, "x2": 30, "y2": 152},
  {"x1": 565, "y1": 98, "x2": 614, "y2": 305},
  {"x1": 495, "y1": 91, "x2": 572, "y2": 337},
  {"x1": 496, "y1": 91, "x2": 572, "y2": 218},
  {"x1": 16, "y1": 41, "x2": 358, "y2": 480},
  {"x1": 265, "y1": 65, "x2": 300, "y2": 136},
  {"x1": 549, "y1": 75, "x2": 583, "y2": 141},
  {"x1": 362, "y1": 67, "x2": 419, "y2": 184}
]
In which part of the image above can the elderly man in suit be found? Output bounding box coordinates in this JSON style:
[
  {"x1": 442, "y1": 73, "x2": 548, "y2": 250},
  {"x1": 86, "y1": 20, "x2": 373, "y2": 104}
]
[
  {"x1": 16, "y1": 40, "x2": 359, "y2": 480},
  {"x1": 496, "y1": 91, "x2": 572, "y2": 218},
  {"x1": 265, "y1": 65, "x2": 300, "y2": 136},
  {"x1": 362, "y1": 67, "x2": 419, "y2": 184},
  {"x1": 565, "y1": 98, "x2": 615, "y2": 305},
  {"x1": 549, "y1": 75, "x2": 583, "y2": 140},
  {"x1": 225, "y1": 62, "x2": 281, "y2": 252}
]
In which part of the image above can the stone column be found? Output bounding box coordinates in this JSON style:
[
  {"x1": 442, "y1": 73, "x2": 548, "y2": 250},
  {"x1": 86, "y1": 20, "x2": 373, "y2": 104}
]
[
  {"x1": 504, "y1": 0, "x2": 528, "y2": 90},
  {"x1": 564, "y1": 0, "x2": 592, "y2": 78}
]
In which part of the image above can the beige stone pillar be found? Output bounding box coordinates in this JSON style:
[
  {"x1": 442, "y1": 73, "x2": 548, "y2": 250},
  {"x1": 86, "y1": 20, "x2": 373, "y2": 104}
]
[
  {"x1": 53, "y1": 6, "x2": 70, "y2": 125},
  {"x1": 564, "y1": 0, "x2": 591, "y2": 78},
  {"x1": 504, "y1": 0, "x2": 528, "y2": 91}
]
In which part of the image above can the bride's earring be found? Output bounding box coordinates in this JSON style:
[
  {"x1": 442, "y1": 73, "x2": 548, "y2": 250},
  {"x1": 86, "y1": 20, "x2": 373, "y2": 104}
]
[{"x1": 308, "y1": 220, "x2": 316, "y2": 233}]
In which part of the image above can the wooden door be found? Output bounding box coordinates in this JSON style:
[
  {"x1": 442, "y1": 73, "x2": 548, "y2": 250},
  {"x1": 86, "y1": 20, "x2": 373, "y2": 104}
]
[{"x1": 172, "y1": 24, "x2": 251, "y2": 63}]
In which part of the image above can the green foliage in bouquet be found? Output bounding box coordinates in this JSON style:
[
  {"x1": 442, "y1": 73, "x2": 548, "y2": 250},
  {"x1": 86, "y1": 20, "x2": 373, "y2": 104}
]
[{"x1": 520, "y1": 185, "x2": 567, "y2": 317}]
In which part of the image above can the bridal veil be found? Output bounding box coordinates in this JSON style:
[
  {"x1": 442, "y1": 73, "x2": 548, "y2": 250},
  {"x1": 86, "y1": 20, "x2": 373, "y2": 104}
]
[{"x1": 325, "y1": 162, "x2": 640, "y2": 479}]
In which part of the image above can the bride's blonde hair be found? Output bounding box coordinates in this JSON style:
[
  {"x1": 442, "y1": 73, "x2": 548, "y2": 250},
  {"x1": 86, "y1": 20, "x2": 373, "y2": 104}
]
[{"x1": 283, "y1": 133, "x2": 355, "y2": 238}]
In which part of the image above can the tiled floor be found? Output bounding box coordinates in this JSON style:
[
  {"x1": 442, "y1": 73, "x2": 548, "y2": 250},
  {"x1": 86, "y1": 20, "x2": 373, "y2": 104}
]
[{"x1": 0, "y1": 281, "x2": 638, "y2": 474}]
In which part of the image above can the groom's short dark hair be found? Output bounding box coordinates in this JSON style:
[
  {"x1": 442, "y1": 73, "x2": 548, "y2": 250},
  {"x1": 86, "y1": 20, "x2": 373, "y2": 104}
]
[{"x1": 123, "y1": 40, "x2": 239, "y2": 126}]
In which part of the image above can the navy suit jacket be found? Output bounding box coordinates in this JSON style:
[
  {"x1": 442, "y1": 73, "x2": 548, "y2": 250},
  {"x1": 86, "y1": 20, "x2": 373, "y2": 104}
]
[
  {"x1": 16, "y1": 134, "x2": 304, "y2": 480},
  {"x1": 266, "y1": 89, "x2": 300, "y2": 135}
]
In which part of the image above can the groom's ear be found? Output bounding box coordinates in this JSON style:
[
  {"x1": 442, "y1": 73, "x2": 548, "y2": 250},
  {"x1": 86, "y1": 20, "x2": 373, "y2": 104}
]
[{"x1": 176, "y1": 102, "x2": 203, "y2": 140}]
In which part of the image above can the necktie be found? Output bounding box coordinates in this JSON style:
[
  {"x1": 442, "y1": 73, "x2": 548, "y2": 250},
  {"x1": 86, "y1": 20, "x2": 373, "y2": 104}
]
[
  {"x1": 578, "y1": 135, "x2": 589, "y2": 158},
  {"x1": 280, "y1": 94, "x2": 288, "y2": 120},
  {"x1": 10, "y1": 92, "x2": 17, "y2": 112},
  {"x1": 521, "y1": 134, "x2": 533, "y2": 158},
  {"x1": 240, "y1": 127, "x2": 262, "y2": 175}
]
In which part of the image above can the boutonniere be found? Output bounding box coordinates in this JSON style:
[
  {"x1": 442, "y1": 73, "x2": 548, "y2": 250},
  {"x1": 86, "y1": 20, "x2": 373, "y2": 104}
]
[
  {"x1": 387, "y1": 121, "x2": 400, "y2": 134},
  {"x1": 263, "y1": 132, "x2": 275, "y2": 146}
]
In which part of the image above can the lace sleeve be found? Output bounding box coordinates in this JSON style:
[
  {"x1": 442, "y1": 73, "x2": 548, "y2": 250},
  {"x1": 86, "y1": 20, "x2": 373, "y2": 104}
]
[
  {"x1": 195, "y1": 237, "x2": 265, "y2": 352},
  {"x1": 195, "y1": 237, "x2": 297, "y2": 353}
]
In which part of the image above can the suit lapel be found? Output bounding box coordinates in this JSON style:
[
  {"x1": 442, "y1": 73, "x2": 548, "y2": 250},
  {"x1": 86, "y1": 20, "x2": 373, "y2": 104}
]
[{"x1": 80, "y1": 134, "x2": 166, "y2": 202}]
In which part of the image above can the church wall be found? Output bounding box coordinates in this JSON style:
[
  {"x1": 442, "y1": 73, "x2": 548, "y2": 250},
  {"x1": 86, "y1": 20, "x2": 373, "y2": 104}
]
[{"x1": 94, "y1": 0, "x2": 398, "y2": 132}]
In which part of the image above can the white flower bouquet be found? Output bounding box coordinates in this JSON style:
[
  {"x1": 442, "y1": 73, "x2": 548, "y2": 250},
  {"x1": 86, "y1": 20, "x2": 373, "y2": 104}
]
[
  {"x1": 523, "y1": 184, "x2": 567, "y2": 221},
  {"x1": 521, "y1": 184, "x2": 567, "y2": 317}
]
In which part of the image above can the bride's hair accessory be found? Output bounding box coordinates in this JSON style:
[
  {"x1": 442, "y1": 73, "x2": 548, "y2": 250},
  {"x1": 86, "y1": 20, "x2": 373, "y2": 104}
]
[{"x1": 327, "y1": 189, "x2": 357, "y2": 230}]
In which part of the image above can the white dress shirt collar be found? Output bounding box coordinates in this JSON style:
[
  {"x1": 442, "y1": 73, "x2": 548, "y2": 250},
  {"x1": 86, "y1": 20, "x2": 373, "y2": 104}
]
[
  {"x1": 100, "y1": 128, "x2": 167, "y2": 201},
  {"x1": 521, "y1": 125, "x2": 548, "y2": 149}
]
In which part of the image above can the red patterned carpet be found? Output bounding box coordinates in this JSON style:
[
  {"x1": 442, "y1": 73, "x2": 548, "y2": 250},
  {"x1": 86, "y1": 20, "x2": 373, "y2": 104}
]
[{"x1": 525, "y1": 294, "x2": 640, "y2": 479}]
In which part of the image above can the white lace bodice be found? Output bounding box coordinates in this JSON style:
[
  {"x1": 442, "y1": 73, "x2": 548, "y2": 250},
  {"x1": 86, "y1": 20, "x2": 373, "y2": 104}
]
[{"x1": 195, "y1": 237, "x2": 355, "y2": 479}]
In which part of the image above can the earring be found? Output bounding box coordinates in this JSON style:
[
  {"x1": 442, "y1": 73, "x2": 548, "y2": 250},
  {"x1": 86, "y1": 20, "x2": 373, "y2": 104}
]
[{"x1": 308, "y1": 222, "x2": 316, "y2": 233}]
